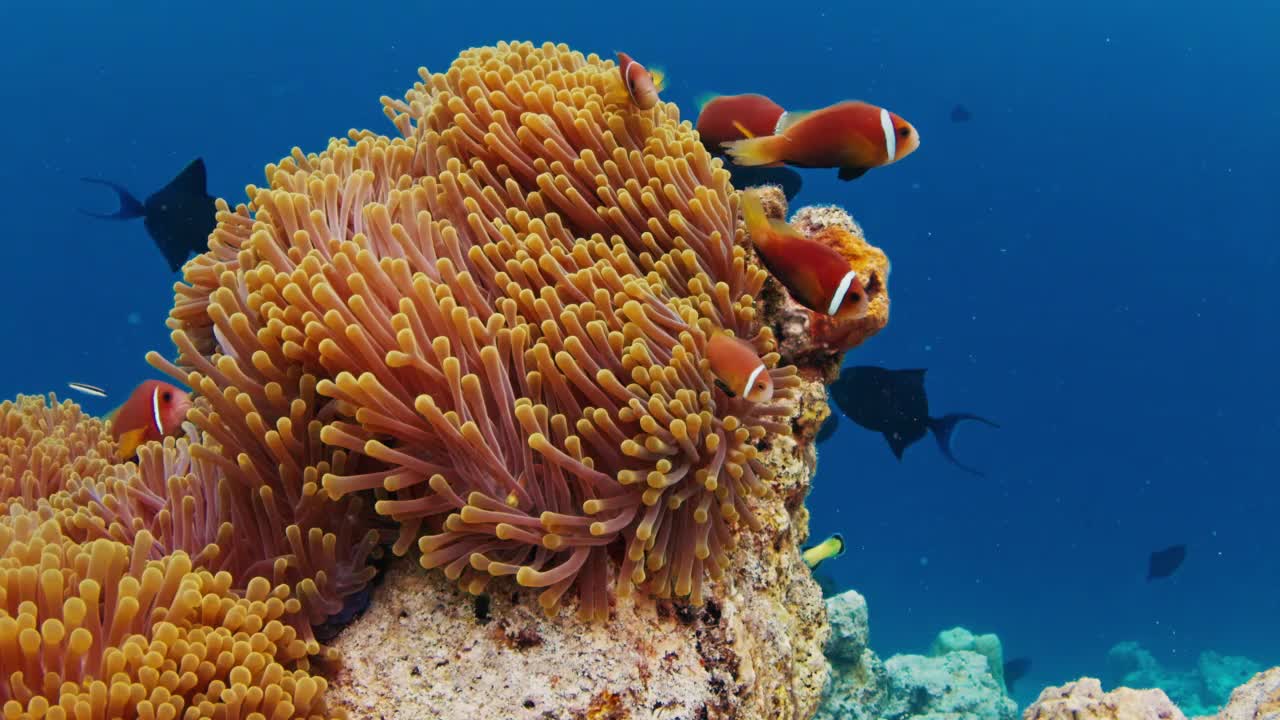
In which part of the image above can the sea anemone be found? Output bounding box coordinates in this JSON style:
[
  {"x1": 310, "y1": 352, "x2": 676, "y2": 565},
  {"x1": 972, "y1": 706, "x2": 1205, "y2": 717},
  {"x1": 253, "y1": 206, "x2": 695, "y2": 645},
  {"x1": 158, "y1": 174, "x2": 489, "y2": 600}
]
[
  {"x1": 154, "y1": 41, "x2": 802, "y2": 621},
  {"x1": 0, "y1": 395, "x2": 113, "y2": 508},
  {"x1": 0, "y1": 397, "x2": 337, "y2": 719}
]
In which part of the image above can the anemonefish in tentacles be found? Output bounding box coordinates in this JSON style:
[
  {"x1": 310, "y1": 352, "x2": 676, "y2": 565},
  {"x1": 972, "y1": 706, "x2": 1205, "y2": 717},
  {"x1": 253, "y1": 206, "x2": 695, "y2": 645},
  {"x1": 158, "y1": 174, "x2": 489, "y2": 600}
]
[
  {"x1": 723, "y1": 100, "x2": 920, "y2": 181},
  {"x1": 695, "y1": 93, "x2": 787, "y2": 148},
  {"x1": 706, "y1": 332, "x2": 774, "y2": 403},
  {"x1": 614, "y1": 51, "x2": 665, "y2": 110},
  {"x1": 741, "y1": 190, "x2": 869, "y2": 320},
  {"x1": 802, "y1": 533, "x2": 846, "y2": 569},
  {"x1": 108, "y1": 380, "x2": 192, "y2": 460}
]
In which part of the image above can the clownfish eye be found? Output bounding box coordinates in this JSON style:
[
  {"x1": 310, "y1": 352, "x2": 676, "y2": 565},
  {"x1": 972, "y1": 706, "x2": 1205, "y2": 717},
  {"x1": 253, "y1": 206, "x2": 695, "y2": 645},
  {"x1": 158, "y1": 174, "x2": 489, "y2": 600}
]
[
  {"x1": 898, "y1": 127, "x2": 911, "y2": 137},
  {"x1": 161, "y1": 391, "x2": 172, "y2": 402},
  {"x1": 849, "y1": 293, "x2": 862, "y2": 303}
]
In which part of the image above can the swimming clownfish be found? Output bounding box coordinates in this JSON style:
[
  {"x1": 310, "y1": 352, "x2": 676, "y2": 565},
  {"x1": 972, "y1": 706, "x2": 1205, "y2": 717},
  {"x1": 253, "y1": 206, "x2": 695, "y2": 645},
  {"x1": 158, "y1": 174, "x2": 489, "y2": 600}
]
[
  {"x1": 722, "y1": 100, "x2": 920, "y2": 181},
  {"x1": 802, "y1": 533, "x2": 846, "y2": 569},
  {"x1": 706, "y1": 332, "x2": 774, "y2": 403},
  {"x1": 108, "y1": 380, "x2": 192, "y2": 461},
  {"x1": 740, "y1": 189, "x2": 869, "y2": 321},
  {"x1": 614, "y1": 51, "x2": 665, "y2": 110},
  {"x1": 694, "y1": 93, "x2": 787, "y2": 149}
]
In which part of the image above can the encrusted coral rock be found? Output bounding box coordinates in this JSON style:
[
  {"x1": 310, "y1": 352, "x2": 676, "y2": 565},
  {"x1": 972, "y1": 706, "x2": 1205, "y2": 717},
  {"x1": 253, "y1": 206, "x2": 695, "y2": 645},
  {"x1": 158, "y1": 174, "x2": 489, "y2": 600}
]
[
  {"x1": 756, "y1": 199, "x2": 891, "y2": 381},
  {"x1": 825, "y1": 589, "x2": 870, "y2": 663},
  {"x1": 1024, "y1": 677, "x2": 1187, "y2": 720},
  {"x1": 1209, "y1": 666, "x2": 1280, "y2": 720},
  {"x1": 882, "y1": 651, "x2": 1018, "y2": 720},
  {"x1": 326, "y1": 376, "x2": 830, "y2": 719},
  {"x1": 1106, "y1": 641, "x2": 1263, "y2": 716},
  {"x1": 931, "y1": 626, "x2": 1009, "y2": 691},
  {"x1": 818, "y1": 589, "x2": 1016, "y2": 720}
]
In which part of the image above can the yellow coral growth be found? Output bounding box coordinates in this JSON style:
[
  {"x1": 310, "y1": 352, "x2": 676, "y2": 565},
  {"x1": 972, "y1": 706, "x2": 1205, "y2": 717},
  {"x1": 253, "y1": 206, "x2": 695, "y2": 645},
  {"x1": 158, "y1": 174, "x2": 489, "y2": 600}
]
[
  {"x1": 0, "y1": 516, "x2": 326, "y2": 719},
  {"x1": 0, "y1": 395, "x2": 113, "y2": 507},
  {"x1": 0, "y1": 397, "x2": 339, "y2": 719},
  {"x1": 156, "y1": 40, "x2": 802, "y2": 621}
]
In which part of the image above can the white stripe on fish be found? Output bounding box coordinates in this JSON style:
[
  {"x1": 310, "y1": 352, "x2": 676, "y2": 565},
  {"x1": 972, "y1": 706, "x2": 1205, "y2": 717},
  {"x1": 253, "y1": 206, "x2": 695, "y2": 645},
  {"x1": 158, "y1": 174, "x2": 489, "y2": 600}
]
[
  {"x1": 828, "y1": 270, "x2": 857, "y2": 315},
  {"x1": 151, "y1": 385, "x2": 164, "y2": 436},
  {"x1": 879, "y1": 107, "x2": 896, "y2": 163}
]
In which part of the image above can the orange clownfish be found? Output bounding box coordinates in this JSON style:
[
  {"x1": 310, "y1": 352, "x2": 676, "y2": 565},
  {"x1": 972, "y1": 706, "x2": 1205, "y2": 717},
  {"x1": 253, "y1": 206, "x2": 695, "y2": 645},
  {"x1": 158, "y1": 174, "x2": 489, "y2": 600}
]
[
  {"x1": 108, "y1": 380, "x2": 192, "y2": 461},
  {"x1": 707, "y1": 332, "x2": 774, "y2": 403},
  {"x1": 722, "y1": 100, "x2": 920, "y2": 181},
  {"x1": 695, "y1": 93, "x2": 787, "y2": 149},
  {"x1": 614, "y1": 51, "x2": 665, "y2": 110},
  {"x1": 741, "y1": 190, "x2": 869, "y2": 320}
]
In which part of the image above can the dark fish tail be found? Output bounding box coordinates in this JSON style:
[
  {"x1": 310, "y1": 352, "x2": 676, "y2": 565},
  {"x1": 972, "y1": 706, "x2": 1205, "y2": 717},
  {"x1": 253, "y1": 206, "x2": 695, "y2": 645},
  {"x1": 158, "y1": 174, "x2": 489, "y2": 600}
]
[
  {"x1": 928, "y1": 413, "x2": 1000, "y2": 476},
  {"x1": 79, "y1": 178, "x2": 146, "y2": 220}
]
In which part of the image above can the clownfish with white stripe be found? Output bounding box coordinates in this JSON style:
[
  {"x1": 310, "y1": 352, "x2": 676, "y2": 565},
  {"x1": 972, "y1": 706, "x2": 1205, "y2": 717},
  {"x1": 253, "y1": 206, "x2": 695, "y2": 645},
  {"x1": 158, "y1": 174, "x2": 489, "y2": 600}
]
[
  {"x1": 107, "y1": 379, "x2": 192, "y2": 461},
  {"x1": 706, "y1": 332, "x2": 774, "y2": 403},
  {"x1": 613, "y1": 51, "x2": 666, "y2": 110},
  {"x1": 722, "y1": 100, "x2": 920, "y2": 181},
  {"x1": 741, "y1": 190, "x2": 869, "y2": 321}
]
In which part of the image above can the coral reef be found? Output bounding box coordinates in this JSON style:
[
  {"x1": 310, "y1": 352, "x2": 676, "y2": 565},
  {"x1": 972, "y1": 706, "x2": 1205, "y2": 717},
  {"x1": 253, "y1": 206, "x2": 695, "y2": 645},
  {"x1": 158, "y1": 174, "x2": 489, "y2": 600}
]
[
  {"x1": 930, "y1": 625, "x2": 1008, "y2": 692},
  {"x1": 1023, "y1": 678, "x2": 1187, "y2": 720},
  {"x1": 1209, "y1": 666, "x2": 1280, "y2": 720},
  {"x1": 6, "y1": 39, "x2": 896, "y2": 719},
  {"x1": 816, "y1": 589, "x2": 1016, "y2": 720},
  {"x1": 326, "y1": 390, "x2": 830, "y2": 718},
  {"x1": 156, "y1": 40, "x2": 806, "y2": 628},
  {"x1": 1107, "y1": 641, "x2": 1264, "y2": 716},
  {"x1": 1025, "y1": 666, "x2": 1280, "y2": 720},
  {"x1": 760, "y1": 203, "x2": 890, "y2": 381}
]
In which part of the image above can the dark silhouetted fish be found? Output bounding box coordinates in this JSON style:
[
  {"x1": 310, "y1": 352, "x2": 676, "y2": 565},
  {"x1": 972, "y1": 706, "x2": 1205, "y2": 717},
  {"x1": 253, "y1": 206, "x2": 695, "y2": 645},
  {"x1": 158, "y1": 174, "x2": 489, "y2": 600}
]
[
  {"x1": 1147, "y1": 544, "x2": 1186, "y2": 581},
  {"x1": 812, "y1": 568, "x2": 840, "y2": 598},
  {"x1": 829, "y1": 366, "x2": 999, "y2": 475},
  {"x1": 721, "y1": 159, "x2": 803, "y2": 201},
  {"x1": 79, "y1": 158, "x2": 216, "y2": 272},
  {"x1": 951, "y1": 103, "x2": 972, "y2": 123},
  {"x1": 1004, "y1": 657, "x2": 1031, "y2": 694},
  {"x1": 816, "y1": 412, "x2": 839, "y2": 444}
]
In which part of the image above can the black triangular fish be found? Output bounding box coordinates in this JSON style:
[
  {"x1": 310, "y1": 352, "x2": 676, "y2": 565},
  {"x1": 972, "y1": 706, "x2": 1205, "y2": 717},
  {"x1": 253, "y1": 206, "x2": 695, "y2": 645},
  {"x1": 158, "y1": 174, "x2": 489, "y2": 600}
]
[
  {"x1": 951, "y1": 103, "x2": 972, "y2": 123},
  {"x1": 1147, "y1": 544, "x2": 1186, "y2": 581},
  {"x1": 715, "y1": 152, "x2": 803, "y2": 201},
  {"x1": 1003, "y1": 656, "x2": 1031, "y2": 694},
  {"x1": 829, "y1": 366, "x2": 999, "y2": 475},
  {"x1": 838, "y1": 166, "x2": 868, "y2": 182},
  {"x1": 80, "y1": 158, "x2": 217, "y2": 272}
]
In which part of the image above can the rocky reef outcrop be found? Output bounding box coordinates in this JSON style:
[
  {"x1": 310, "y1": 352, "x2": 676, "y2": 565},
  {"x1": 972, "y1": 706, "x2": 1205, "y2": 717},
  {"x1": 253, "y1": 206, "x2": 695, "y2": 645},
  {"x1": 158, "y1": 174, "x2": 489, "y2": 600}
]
[
  {"x1": 1106, "y1": 641, "x2": 1264, "y2": 717},
  {"x1": 1023, "y1": 678, "x2": 1187, "y2": 720},
  {"x1": 326, "y1": 379, "x2": 833, "y2": 719},
  {"x1": 816, "y1": 589, "x2": 1017, "y2": 720}
]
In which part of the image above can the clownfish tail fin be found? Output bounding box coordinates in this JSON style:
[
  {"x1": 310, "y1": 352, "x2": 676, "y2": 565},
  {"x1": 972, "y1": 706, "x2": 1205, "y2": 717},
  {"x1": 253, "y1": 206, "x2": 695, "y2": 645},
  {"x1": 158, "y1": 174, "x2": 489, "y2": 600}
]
[
  {"x1": 695, "y1": 92, "x2": 719, "y2": 112},
  {"x1": 739, "y1": 189, "x2": 768, "y2": 235},
  {"x1": 721, "y1": 135, "x2": 787, "y2": 167},
  {"x1": 648, "y1": 67, "x2": 666, "y2": 91}
]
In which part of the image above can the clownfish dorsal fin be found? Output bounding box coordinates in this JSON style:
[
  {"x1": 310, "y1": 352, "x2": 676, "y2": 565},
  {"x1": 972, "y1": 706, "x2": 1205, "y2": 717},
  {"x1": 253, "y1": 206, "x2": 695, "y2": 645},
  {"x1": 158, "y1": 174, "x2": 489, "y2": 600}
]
[
  {"x1": 731, "y1": 120, "x2": 756, "y2": 139},
  {"x1": 774, "y1": 110, "x2": 809, "y2": 134},
  {"x1": 694, "y1": 92, "x2": 719, "y2": 112}
]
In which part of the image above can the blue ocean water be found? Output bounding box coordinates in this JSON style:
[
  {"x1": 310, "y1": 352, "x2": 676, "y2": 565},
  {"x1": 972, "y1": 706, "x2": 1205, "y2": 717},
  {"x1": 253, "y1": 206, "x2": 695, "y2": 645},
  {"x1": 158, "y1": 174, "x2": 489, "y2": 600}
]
[{"x1": 1, "y1": 0, "x2": 1275, "y2": 707}]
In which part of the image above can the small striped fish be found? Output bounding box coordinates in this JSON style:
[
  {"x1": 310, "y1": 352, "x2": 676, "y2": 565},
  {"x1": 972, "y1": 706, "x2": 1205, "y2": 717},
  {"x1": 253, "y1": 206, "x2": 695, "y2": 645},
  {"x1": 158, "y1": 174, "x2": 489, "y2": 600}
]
[{"x1": 67, "y1": 382, "x2": 107, "y2": 398}]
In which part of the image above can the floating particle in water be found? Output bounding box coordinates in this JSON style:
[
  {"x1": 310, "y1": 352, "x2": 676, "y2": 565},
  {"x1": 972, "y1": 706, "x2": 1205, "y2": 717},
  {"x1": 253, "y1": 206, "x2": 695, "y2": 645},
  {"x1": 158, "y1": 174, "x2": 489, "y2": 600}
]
[
  {"x1": 127, "y1": 312, "x2": 141, "y2": 325},
  {"x1": 919, "y1": 556, "x2": 929, "y2": 567}
]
